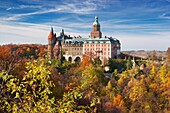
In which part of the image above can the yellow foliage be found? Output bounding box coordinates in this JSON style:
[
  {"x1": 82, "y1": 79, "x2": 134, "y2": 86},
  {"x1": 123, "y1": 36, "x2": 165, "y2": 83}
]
[
  {"x1": 118, "y1": 77, "x2": 124, "y2": 85},
  {"x1": 149, "y1": 83, "x2": 158, "y2": 90},
  {"x1": 150, "y1": 64, "x2": 157, "y2": 75}
]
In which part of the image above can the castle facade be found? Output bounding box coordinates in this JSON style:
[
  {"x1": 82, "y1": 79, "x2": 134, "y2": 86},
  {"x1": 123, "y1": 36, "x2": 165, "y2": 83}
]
[{"x1": 48, "y1": 16, "x2": 121, "y2": 63}]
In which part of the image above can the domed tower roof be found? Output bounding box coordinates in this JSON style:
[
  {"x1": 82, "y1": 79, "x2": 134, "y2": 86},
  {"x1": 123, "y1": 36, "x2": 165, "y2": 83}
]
[
  {"x1": 93, "y1": 16, "x2": 100, "y2": 26},
  {"x1": 48, "y1": 27, "x2": 54, "y2": 39},
  {"x1": 91, "y1": 16, "x2": 102, "y2": 38}
]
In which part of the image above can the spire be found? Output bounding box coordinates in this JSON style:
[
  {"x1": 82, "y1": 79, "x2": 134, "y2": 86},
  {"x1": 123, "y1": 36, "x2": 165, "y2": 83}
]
[
  {"x1": 61, "y1": 28, "x2": 64, "y2": 34},
  {"x1": 95, "y1": 16, "x2": 98, "y2": 21},
  {"x1": 60, "y1": 28, "x2": 64, "y2": 36},
  {"x1": 93, "y1": 16, "x2": 100, "y2": 25},
  {"x1": 51, "y1": 27, "x2": 53, "y2": 33},
  {"x1": 48, "y1": 27, "x2": 54, "y2": 39}
]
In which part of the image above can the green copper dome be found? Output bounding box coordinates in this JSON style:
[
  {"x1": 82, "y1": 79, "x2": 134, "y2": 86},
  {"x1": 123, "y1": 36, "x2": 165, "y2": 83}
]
[{"x1": 93, "y1": 16, "x2": 100, "y2": 25}]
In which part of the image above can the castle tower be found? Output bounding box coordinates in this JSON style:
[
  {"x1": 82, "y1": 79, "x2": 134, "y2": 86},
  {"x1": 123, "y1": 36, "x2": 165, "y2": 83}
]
[
  {"x1": 48, "y1": 27, "x2": 56, "y2": 59},
  {"x1": 53, "y1": 41, "x2": 61, "y2": 59},
  {"x1": 91, "y1": 16, "x2": 102, "y2": 38},
  {"x1": 60, "y1": 28, "x2": 64, "y2": 36}
]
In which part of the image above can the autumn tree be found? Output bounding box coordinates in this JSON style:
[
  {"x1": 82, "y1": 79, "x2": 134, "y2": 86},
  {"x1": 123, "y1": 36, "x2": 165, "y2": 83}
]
[
  {"x1": 93, "y1": 57, "x2": 102, "y2": 66},
  {"x1": 0, "y1": 58, "x2": 56, "y2": 113},
  {"x1": 126, "y1": 57, "x2": 132, "y2": 70},
  {"x1": 57, "y1": 64, "x2": 103, "y2": 112},
  {"x1": 80, "y1": 55, "x2": 93, "y2": 70},
  {"x1": 0, "y1": 44, "x2": 47, "y2": 75},
  {"x1": 151, "y1": 50, "x2": 157, "y2": 61},
  {"x1": 0, "y1": 45, "x2": 21, "y2": 74},
  {"x1": 108, "y1": 58, "x2": 126, "y2": 73}
]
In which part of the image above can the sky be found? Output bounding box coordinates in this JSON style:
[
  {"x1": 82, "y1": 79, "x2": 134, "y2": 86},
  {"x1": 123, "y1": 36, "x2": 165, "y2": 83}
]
[{"x1": 0, "y1": 0, "x2": 170, "y2": 51}]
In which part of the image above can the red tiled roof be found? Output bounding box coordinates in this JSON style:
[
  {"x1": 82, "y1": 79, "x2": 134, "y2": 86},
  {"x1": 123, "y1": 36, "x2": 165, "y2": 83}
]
[{"x1": 48, "y1": 32, "x2": 53, "y2": 39}]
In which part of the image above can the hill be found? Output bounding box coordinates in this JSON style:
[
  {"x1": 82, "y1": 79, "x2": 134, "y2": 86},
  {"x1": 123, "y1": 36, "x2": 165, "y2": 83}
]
[{"x1": 122, "y1": 50, "x2": 167, "y2": 60}]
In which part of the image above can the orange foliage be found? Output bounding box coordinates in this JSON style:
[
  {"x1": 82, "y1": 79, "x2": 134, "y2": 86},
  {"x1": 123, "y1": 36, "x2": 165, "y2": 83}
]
[
  {"x1": 0, "y1": 46, "x2": 11, "y2": 61},
  {"x1": 80, "y1": 55, "x2": 93, "y2": 69},
  {"x1": 0, "y1": 44, "x2": 47, "y2": 74},
  {"x1": 113, "y1": 94, "x2": 123, "y2": 106},
  {"x1": 65, "y1": 82, "x2": 75, "y2": 91}
]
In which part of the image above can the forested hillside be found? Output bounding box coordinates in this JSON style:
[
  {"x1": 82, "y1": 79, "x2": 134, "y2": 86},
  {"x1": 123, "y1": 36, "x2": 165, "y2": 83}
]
[{"x1": 0, "y1": 44, "x2": 170, "y2": 113}]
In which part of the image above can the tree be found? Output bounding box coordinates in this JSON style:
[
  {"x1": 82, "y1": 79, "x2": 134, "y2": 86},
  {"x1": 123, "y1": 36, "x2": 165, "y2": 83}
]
[
  {"x1": 80, "y1": 55, "x2": 93, "y2": 70},
  {"x1": 0, "y1": 45, "x2": 16, "y2": 73},
  {"x1": 108, "y1": 58, "x2": 126, "y2": 73},
  {"x1": 57, "y1": 64, "x2": 103, "y2": 112},
  {"x1": 93, "y1": 57, "x2": 102, "y2": 66},
  {"x1": 81, "y1": 64, "x2": 105, "y2": 90},
  {"x1": 0, "y1": 58, "x2": 56, "y2": 112},
  {"x1": 57, "y1": 87, "x2": 99, "y2": 113},
  {"x1": 126, "y1": 57, "x2": 132, "y2": 70},
  {"x1": 151, "y1": 50, "x2": 157, "y2": 61}
]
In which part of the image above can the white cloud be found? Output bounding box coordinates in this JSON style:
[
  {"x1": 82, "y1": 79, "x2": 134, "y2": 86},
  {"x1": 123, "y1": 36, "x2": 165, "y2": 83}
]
[
  {"x1": 59, "y1": 0, "x2": 97, "y2": 14},
  {"x1": 0, "y1": 22, "x2": 49, "y2": 44},
  {"x1": 1, "y1": 7, "x2": 63, "y2": 21},
  {"x1": 6, "y1": 5, "x2": 42, "y2": 10},
  {"x1": 0, "y1": 21, "x2": 89, "y2": 45},
  {"x1": 113, "y1": 33, "x2": 170, "y2": 51},
  {"x1": 160, "y1": 13, "x2": 170, "y2": 19},
  {"x1": 2, "y1": 0, "x2": 101, "y2": 21}
]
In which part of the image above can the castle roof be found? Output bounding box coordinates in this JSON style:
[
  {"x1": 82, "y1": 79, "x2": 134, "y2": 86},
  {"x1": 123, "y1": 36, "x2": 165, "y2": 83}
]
[
  {"x1": 84, "y1": 37, "x2": 120, "y2": 45},
  {"x1": 93, "y1": 16, "x2": 100, "y2": 26},
  {"x1": 48, "y1": 27, "x2": 54, "y2": 39}
]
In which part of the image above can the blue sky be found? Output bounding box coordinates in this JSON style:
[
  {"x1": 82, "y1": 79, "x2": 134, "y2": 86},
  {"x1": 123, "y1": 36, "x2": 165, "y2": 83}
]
[{"x1": 0, "y1": 0, "x2": 170, "y2": 50}]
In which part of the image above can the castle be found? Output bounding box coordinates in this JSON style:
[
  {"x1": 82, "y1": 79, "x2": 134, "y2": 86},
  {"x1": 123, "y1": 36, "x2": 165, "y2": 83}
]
[{"x1": 48, "y1": 16, "x2": 121, "y2": 63}]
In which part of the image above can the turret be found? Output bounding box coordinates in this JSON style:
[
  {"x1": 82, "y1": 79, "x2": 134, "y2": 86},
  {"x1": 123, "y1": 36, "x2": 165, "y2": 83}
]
[
  {"x1": 48, "y1": 27, "x2": 56, "y2": 59},
  {"x1": 60, "y1": 28, "x2": 64, "y2": 36}
]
